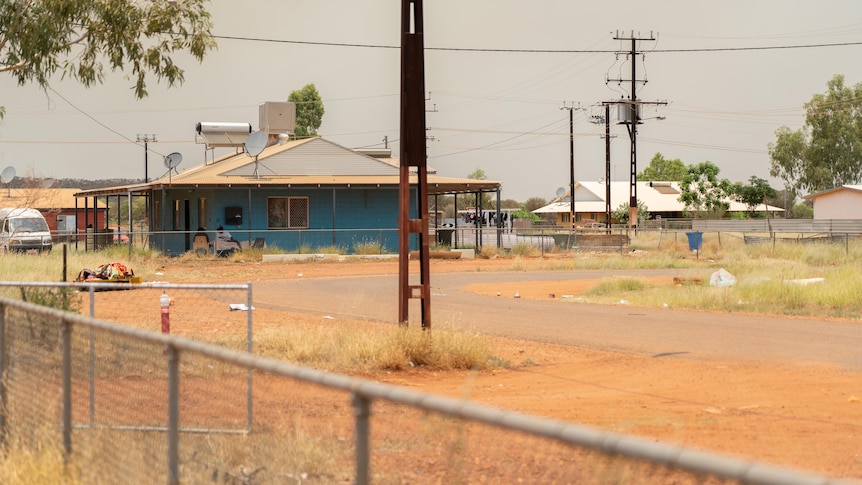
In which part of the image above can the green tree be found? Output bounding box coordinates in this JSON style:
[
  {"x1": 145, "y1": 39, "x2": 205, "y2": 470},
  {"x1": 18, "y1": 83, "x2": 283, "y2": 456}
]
[
  {"x1": 764, "y1": 187, "x2": 797, "y2": 216},
  {"x1": 523, "y1": 196, "x2": 552, "y2": 223},
  {"x1": 512, "y1": 205, "x2": 542, "y2": 224},
  {"x1": 731, "y1": 176, "x2": 777, "y2": 215},
  {"x1": 462, "y1": 168, "x2": 491, "y2": 209},
  {"x1": 638, "y1": 153, "x2": 687, "y2": 181},
  {"x1": 612, "y1": 200, "x2": 648, "y2": 224},
  {"x1": 288, "y1": 83, "x2": 325, "y2": 137},
  {"x1": 769, "y1": 75, "x2": 862, "y2": 193},
  {"x1": 678, "y1": 161, "x2": 732, "y2": 218},
  {"x1": 467, "y1": 168, "x2": 486, "y2": 180},
  {"x1": 523, "y1": 197, "x2": 547, "y2": 212},
  {"x1": 0, "y1": 0, "x2": 215, "y2": 99},
  {"x1": 791, "y1": 201, "x2": 814, "y2": 219}
]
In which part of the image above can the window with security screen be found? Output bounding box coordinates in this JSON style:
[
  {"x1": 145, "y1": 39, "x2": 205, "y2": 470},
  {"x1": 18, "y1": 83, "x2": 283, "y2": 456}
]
[{"x1": 268, "y1": 197, "x2": 309, "y2": 229}]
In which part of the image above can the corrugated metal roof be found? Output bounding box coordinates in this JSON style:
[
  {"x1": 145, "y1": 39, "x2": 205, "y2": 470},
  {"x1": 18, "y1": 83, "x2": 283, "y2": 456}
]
[
  {"x1": 74, "y1": 136, "x2": 500, "y2": 197},
  {"x1": 222, "y1": 138, "x2": 400, "y2": 177},
  {"x1": 803, "y1": 184, "x2": 862, "y2": 200},
  {"x1": 534, "y1": 181, "x2": 783, "y2": 213},
  {"x1": 3, "y1": 188, "x2": 106, "y2": 209}
]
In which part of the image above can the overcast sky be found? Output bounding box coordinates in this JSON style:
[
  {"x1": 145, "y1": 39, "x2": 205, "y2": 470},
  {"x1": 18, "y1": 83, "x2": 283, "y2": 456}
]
[{"x1": 2, "y1": 1, "x2": 862, "y2": 201}]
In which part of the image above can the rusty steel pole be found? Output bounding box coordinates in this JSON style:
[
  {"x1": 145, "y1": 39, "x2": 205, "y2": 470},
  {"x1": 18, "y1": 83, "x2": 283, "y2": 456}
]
[{"x1": 398, "y1": 0, "x2": 431, "y2": 329}]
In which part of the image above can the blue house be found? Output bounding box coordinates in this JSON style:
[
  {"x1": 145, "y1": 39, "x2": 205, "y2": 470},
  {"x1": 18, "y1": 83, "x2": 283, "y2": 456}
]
[{"x1": 75, "y1": 136, "x2": 501, "y2": 255}]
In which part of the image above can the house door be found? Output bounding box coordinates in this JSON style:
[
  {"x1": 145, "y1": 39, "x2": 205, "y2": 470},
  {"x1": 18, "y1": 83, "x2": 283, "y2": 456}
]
[{"x1": 183, "y1": 199, "x2": 191, "y2": 251}]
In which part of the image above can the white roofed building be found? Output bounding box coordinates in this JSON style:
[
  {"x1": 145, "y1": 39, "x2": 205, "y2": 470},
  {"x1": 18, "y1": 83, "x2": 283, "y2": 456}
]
[{"x1": 533, "y1": 181, "x2": 783, "y2": 227}]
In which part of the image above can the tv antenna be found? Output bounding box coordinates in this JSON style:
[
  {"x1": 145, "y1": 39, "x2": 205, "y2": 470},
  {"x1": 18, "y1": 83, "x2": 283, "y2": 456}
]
[
  {"x1": 244, "y1": 130, "x2": 268, "y2": 179},
  {"x1": 163, "y1": 152, "x2": 183, "y2": 184},
  {"x1": 1, "y1": 166, "x2": 16, "y2": 197}
]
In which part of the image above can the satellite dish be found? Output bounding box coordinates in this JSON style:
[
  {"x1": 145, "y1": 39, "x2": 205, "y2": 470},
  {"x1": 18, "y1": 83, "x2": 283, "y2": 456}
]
[
  {"x1": 555, "y1": 187, "x2": 565, "y2": 198},
  {"x1": 41, "y1": 178, "x2": 55, "y2": 189},
  {"x1": 164, "y1": 152, "x2": 183, "y2": 170},
  {"x1": 0, "y1": 166, "x2": 15, "y2": 184},
  {"x1": 245, "y1": 130, "x2": 268, "y2": 157}
]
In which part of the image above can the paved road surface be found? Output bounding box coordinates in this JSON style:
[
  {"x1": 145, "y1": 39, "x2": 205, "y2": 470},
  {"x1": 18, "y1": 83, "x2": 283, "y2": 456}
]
[{"x1": 252, "y1": 269, "x2": 862, "y2": 370}]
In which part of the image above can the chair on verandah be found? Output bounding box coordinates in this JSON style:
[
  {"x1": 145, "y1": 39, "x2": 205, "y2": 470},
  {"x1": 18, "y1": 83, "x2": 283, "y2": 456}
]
[{"x1": 193, "y1": 234, "x2": 210, "y2": 257}]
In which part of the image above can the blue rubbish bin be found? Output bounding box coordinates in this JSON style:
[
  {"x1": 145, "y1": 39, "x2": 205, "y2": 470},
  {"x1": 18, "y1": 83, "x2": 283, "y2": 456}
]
[{"x1": 685, "y1": 231, "x2": 703, "y2": 250}]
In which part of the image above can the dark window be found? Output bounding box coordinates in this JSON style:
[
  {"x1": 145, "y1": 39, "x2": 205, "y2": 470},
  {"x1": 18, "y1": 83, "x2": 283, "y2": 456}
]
[{"x1": 268, "y1": 197, "x2": 309, "y2": 229}]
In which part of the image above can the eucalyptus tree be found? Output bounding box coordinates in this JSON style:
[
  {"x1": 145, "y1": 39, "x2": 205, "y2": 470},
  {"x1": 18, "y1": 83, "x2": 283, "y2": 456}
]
[
  {"x1": 731, "y1": 176, "x2": 777, "y2": 215},
  {"x1": 288, "y1": 83, "x2": 325, "y2": 138},
  {"x1": 678, "y1": 161, "x2": 733, "y2": 218},
  {"x1": 638, "y1": 152, "x2": 687, "y2": 181},
  {"x1": 0, "y1": 0, "x2": 216, "y2": 99},
  {"x1": 769, "y1": 75, "x2": 862, "y2": 193}
]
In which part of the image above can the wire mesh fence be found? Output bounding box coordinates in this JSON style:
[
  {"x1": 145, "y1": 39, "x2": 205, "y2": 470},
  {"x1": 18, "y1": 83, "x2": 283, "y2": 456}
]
[{"x1": 0, "y1": 294, "x2": 855, "y2": 485}]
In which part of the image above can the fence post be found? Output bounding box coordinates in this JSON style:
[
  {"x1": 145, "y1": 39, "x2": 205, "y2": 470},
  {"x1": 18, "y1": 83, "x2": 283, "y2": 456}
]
[
  {"x1": 352, "y1": 393, "x2": 371, "y2": 485},
  {"x1": 167, "y1": 345, "x2": 180, "y2": 485},
  {"x1": 62, "y1": 318, "x2": 73, "y2": 463},
  {"x1": 0, "y1": 302, "x2": 6, "y2": 446},
  {"x1": 89, "y1": 285, "x2": 96, "y2": 426},
  {"x1": 89, "y1": 285, "x2": 95, "y2": 318},
  {"x1": 246, "y1": 282, "x2": 254, "y2": 433}
]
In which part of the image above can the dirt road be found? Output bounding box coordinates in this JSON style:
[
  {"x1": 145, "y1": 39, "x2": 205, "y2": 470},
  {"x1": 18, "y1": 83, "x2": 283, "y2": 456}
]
[{"x1": 160, "y1": 256, "x2": 862, "y2": 479}]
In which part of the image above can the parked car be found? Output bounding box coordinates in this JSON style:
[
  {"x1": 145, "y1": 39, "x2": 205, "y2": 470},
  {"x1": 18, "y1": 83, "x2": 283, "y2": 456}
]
[{"x1": 0, "y1": 207, "x2": 53, "y2": 253}]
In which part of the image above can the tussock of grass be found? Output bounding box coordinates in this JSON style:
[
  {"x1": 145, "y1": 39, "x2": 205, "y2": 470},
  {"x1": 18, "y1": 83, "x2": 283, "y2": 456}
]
[
  {"x1": 352, "y1": 239, "x2": 387, "y2": 255},
  {"x1": 313, "y1": 245, "x2": 344, "y2": 255},
  {"x1": 253, "y1": 323, "x2": 491, "y2": 372},
  {"x1": 478, "y1": 245, "x2": 499, "y2": 259},
  {"x1": 585, "y1": 278, "x2": 650, "y2": 296},
  {"x1": 509, "y1": 243, "x2": 539, "y2": 257},
  {"x1": 0, "y1": 431, "x2": 80, "y2": 485}
]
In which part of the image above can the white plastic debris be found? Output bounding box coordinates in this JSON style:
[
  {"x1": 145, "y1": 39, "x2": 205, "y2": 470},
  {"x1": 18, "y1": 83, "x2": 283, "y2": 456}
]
[
  {"x1": 513, "y1": 292, "x2": 520, "y2": 299},
  {"x1": 710, "y1": 268, "x2": 737, "y2": 287},
  {"x1": 785, "y1": 277, "x2": 825, "y2": 286}
]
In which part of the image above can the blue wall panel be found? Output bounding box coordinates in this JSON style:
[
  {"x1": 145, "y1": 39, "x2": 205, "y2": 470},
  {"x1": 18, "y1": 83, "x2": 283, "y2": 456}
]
[{"x1": 154, "y1": 186, "x2": 414, "y2": 255}]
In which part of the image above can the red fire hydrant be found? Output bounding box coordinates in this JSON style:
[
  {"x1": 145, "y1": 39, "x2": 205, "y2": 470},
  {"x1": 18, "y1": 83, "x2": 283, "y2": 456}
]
[{"x1": 160, "y1": 292, "x2": 171, "y2": 334}]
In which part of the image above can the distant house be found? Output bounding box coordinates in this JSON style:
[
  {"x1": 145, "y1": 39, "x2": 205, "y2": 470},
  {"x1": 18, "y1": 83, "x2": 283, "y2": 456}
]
[
  {"x1": 802, "y1": 185, "x2": 862, "y2": 219},
  {"x1": 534, "y1": 181, "x2": 783, "y2": 226},
  {"x1": 1, "y1": 187, "x2": 106, "y2": 239},
  {"x1": 75, "y1": 136, "x2": 500, "y2": 255}
]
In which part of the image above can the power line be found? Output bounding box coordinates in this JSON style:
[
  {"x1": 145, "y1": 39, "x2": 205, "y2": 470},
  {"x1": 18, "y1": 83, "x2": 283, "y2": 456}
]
[
  {"x1": 430, "y1": 118, "x2": 565, "y2": 159},
  {"x1": 212, "y1": 33, "x2": 862, "y2": 54},
  {"x1": 46, "y1": 87, "x2": 137, "y2": 145}
]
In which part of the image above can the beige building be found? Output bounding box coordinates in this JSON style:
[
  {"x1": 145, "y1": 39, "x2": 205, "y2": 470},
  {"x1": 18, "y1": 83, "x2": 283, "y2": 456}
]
[{"x1": 803, "y1": 185, "x2": 862, "y2": 219}]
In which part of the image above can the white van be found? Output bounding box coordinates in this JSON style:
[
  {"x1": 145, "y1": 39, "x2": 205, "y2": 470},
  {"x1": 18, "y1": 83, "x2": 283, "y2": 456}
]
[{"x1": 0, "y1": 208, "x2": 53, "y2": 253}]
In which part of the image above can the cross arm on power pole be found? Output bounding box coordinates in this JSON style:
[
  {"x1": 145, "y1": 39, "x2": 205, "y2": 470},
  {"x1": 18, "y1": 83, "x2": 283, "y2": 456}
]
[
  {"x1": 136, "y1": 134, "x2": 157, "y2": 183},
  {"x1": 560, "y1": 102, "x2": 584, "y2": 229}
]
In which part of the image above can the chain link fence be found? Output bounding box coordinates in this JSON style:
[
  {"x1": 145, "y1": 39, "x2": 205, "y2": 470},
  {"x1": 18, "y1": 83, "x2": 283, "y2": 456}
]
[{"x1": 0, "y1": 293, "x2": 855, "y2": 484}]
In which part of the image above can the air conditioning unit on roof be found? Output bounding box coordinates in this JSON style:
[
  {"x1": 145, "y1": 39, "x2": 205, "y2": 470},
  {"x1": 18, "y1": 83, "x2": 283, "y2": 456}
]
[{"x1": 259, "y1": 102, "x2": 297, "y2": 135}]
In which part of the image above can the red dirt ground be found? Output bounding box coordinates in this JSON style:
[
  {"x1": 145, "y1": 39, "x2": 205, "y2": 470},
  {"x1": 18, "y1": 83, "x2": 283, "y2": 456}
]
[{"x1": 151, "y1": 255, "x2": 862, "y2": 480}]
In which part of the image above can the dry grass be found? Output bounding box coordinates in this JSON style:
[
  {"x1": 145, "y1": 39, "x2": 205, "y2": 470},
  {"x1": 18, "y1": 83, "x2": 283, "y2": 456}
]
[{"x1": 252, "y1": 322, "x2": 491, "y2": 373}]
